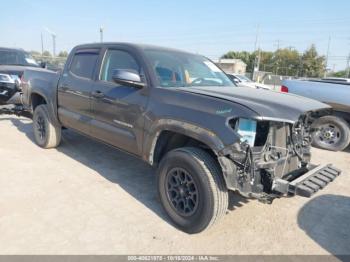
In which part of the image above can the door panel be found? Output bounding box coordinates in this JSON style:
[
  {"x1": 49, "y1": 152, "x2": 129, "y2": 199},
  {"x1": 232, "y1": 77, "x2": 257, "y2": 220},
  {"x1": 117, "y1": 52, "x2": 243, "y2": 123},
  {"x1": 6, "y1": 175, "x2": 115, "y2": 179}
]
[
  {"x1": 91, "y1": 49, "x2": 148, "y2": 156},
  {"x1": 57, "y1": 50, "x2": 99, "y2": 135},
  {"x1": 91, "y1": 82, "x2": 147, "y2": 155}
]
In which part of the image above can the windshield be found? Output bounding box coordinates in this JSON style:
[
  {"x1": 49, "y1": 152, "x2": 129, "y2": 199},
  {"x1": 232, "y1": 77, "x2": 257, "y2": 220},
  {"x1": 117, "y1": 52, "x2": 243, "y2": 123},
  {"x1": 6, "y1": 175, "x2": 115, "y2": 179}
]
[
  {"x1": 0, "y1": 50, "x2": 39, "y2": 67},
  {"x1": 144, "y1": 49, "x2": 234, "y2": 88}
]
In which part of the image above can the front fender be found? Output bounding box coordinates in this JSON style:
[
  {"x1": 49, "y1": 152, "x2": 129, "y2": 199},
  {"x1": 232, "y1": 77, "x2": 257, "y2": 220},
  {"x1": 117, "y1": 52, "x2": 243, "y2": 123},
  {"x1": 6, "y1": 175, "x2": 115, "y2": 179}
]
[{"x1": 143, "y1": 118, "x2": 227, "y2": 165}]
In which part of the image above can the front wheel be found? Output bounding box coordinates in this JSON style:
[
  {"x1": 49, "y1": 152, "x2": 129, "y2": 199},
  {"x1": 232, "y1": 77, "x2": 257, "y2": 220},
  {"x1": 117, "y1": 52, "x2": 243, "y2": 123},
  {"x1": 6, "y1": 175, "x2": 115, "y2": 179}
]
[
  {"x1": 33, "y1": 104, "x2": 61, "y2": 149},
  {"x1": 311, "y1": 115, "x2": 350, "y2": 151},
  {"x1": 157, "y1": 147, "x2": 228, "y2": 234}
]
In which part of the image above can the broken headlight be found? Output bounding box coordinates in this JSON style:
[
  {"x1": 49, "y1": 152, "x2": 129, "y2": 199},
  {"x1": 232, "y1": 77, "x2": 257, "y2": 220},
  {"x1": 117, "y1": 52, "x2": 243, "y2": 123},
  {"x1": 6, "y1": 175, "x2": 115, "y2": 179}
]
[
  {"x1": 236, "y1": 118, "x2": 257, "y2": 147},
  {"x1": 0, "y1": 74, "x2": 13, "y2": 83}
]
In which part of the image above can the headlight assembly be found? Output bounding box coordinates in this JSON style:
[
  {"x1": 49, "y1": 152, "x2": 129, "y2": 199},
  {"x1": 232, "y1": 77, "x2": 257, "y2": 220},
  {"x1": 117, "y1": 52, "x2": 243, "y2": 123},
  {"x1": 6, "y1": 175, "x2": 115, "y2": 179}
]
[
  {"x1": 236, "y1": 118, "x2": 257, "y2": 147},
  {"x1": 0, "y1": 74, "x2": 13, "y2": 83}
]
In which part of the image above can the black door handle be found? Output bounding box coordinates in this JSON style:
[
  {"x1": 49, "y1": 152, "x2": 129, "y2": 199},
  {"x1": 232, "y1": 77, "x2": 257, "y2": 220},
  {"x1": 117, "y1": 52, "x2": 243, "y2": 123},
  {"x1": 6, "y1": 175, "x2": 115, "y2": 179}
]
[{"x1": 92, "y1": 90, "x2": 104, "y2": 98}]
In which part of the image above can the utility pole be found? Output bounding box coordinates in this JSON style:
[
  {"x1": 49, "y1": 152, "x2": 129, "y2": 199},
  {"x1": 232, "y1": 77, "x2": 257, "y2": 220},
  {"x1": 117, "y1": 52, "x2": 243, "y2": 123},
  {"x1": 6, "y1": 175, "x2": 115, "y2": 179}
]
[
  {"x1": 254, "y1": 24, "x2": 260, "y2": 51},
  {"x1": 346, "y1": 53, "x2": 350, "y2": 78},
  {"x1": 44, "y1": 27, "x2": 57, "y2": 57},
  {"x1": 274, "y1": 40, "x2": 281, "y2": 75},
  {"x1": 253, "y1": 24, "x2": 260, "y2": 81},
  {"x1": 52, "y1": 34, "x2": 56, "y2": 57},
  {"x1": 274, "y1": 39, "x2": 281, "y2": 50},
  {"x1": 298, "y1": 53, "x2": 303, "y2": 77},
  {"x1": 324, "y1": 36, "x2": 331, "y2": 77},
  {"x1": 100, "y1": 27, "x2": 104, "y2": 43},
  {"x1": 40, "y1": 33, "x2": 44, "y2": 55}
]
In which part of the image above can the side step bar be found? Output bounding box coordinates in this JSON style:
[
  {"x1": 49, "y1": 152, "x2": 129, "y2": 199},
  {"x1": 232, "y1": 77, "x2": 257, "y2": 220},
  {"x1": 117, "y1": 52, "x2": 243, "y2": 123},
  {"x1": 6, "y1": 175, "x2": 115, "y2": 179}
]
[{"x1": 288, "y1": 164, "x2": 341, "y2": 197}]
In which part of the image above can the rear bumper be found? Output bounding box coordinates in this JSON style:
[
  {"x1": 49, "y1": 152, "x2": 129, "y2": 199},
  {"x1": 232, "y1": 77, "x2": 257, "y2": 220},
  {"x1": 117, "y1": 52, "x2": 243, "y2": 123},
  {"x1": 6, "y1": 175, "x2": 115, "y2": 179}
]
[{"x1": 273, "y1": 164, "x2": 341, "y2": 197}]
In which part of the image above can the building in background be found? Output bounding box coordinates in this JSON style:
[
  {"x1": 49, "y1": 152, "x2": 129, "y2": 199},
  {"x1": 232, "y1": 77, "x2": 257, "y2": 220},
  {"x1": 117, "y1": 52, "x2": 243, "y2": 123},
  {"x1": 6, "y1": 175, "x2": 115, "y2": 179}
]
[{"x1": 214, "y1": 59, "x2": 247, "y2": 74}]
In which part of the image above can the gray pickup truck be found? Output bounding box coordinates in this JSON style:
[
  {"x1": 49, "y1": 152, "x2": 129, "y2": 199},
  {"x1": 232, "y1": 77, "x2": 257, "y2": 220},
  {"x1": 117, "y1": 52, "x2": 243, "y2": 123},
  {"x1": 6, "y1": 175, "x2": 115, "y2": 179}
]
[
  {"x1": 282, "y1": 79, "x2": 350, "y2": 151},
  {"x1": 20, "y1": 43, "x2": 341, "y2": 233}
]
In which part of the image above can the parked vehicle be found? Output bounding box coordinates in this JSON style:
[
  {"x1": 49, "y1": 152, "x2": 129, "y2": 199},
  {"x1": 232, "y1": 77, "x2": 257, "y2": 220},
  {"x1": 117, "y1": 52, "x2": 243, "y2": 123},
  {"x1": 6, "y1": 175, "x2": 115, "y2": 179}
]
[
  {"x1": 0, "y1": 47, "x2": 42, "y2": 105},
  {"x1": 20, "y1": 43, "x2": 340, "y2": 233},
  {"x1": 281, "y1": 79, "x2": 350, "y2": 151},
  {"x1": 321, "y1": 77, "x2": 350, "y2": 84},
  {"x1": 227, "y1": 73, "x2": 272, "y2": 90}
]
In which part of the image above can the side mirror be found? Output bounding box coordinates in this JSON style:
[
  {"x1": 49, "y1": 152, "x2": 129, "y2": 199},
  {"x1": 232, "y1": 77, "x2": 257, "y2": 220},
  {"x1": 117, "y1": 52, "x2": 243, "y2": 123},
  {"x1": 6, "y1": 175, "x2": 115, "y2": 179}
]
[
  {"x1": 40, "y1": 62, "x2": 47, "y2": 69},
  {"x1": 112, "y1": 69, "x2": 145, "y2": 89}
]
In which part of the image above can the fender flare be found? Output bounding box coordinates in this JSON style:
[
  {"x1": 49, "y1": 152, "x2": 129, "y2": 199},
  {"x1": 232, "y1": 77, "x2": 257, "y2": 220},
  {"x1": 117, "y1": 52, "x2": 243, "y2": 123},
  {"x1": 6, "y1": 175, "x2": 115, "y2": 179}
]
[
  {"x1": 30, "y1": 90, "x2": 60, "y2": 127},
  {"x1": 143, "y1": 118, "x2": 226, "y2": 165}
]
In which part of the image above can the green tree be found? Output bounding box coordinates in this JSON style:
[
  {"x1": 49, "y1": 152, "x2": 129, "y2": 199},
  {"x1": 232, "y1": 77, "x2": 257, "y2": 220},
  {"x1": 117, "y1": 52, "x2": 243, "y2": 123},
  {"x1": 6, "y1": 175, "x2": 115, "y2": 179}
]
[
  {"x1": 221, "y1": 44, "x2": 325, "y2": 77},
  {"x1": 271, "y1": 48, "x2": 300, "y2": 76},
  {"x1": 42, "y1": 50, "x2": 52, "y2": 57},
  {"x1": 301, "y1": 44, "x2": 326, "y2": 77},
  {"x1": 58, "y1": 51, "x2": 68, "y2": 57},
  {"x1": 258, "y1": 50, "x2": 275, "y2": 72},
  {"x1": 222, "y1": 51, "x2": 255, "y2": 72},
  {"x1": 30, "y1": 50, "x2": 41, "y2": 57},
  {"x1": 329, "y1": 70, "x2": 347, "y2": 78}
]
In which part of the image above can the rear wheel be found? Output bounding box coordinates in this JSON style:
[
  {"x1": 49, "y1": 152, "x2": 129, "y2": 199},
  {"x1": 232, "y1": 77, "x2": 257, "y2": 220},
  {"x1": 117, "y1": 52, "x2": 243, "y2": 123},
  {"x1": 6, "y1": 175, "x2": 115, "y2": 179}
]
[
  {"x1": 312, "y1": 115, "x2": 350, "y2": 151},
  {"x1": 157, "y1": 147, "x2": 228, "y2": 234},
  {"x1": 33, "y1": 104, "x2": 61, "y2": 148}
]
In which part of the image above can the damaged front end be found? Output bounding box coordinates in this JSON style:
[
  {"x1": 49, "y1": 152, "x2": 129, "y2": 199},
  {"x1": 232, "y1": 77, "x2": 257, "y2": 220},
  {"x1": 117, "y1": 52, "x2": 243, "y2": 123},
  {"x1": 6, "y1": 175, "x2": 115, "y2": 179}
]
[
  {"x1": 0, "y1": 74, "x2": 29, "y2": 117},
  {"x1": 218, "y1": 112, "x2": 341, "y2": 203}
]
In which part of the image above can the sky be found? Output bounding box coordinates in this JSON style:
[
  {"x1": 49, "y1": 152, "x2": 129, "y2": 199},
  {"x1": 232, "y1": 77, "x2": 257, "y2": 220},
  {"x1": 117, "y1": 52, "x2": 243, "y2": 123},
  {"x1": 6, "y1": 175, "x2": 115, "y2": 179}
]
[{"x1": 1, "y1": 0, "x2": 349, "y2": 70}]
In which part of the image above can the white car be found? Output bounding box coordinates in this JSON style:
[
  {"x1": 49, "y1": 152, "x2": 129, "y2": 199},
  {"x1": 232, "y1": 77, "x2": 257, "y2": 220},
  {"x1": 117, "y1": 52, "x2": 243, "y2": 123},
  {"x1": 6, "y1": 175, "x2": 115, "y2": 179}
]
[{"x1": 227, "y1": 73, "x2": 272, "y2": 90}]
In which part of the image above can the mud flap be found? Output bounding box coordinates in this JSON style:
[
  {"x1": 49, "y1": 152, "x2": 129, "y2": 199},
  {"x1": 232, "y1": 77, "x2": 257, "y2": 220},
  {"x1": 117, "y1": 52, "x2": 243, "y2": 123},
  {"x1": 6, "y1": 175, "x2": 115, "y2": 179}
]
[{"x1": 288, "y1": 164, "x2": 341, "y2": 197}]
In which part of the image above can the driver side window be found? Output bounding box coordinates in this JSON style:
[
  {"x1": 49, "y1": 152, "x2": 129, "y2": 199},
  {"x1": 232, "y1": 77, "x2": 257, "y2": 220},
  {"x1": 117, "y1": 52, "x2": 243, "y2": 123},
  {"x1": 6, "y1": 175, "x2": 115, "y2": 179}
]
[{"x1": 100, "y1": 50, "x2": 140, "y2": 83}]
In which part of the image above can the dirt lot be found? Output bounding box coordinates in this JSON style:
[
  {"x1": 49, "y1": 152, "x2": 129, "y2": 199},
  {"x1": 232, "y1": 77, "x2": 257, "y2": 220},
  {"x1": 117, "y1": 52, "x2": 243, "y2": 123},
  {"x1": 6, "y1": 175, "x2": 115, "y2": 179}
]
[{"x1": 0, "y1": 114, "x2": 349, "y2": 255}]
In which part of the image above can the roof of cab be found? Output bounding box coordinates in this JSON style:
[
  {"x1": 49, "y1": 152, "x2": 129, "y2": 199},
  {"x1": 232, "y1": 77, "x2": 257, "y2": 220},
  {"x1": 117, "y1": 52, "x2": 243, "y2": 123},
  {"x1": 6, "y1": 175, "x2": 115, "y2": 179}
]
[
  {"x1": 0, "y1": 47, "x2": 25, "y2": 52},
  {"x1": 73, "y1": 42, "x2": 195, "y2": 55}
]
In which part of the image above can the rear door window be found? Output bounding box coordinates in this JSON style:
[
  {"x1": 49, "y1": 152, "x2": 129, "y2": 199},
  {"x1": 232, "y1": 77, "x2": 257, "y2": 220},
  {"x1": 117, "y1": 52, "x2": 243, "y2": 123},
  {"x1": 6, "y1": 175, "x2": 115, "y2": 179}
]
[{"x1": 69, "y1": 51, "x2": 99, "y2": 79}]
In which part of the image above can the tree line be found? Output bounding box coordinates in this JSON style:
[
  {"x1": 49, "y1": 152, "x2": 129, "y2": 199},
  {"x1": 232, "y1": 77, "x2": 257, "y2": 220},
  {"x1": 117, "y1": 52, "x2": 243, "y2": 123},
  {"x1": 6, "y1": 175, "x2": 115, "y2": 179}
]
[
  {"x1": 222, "y1": 44, "x2": 329, "y2": 78},
  {"x1": 29, "y1": 50, "x2": 68, "y2": 70},
  {"x1": 30, "y1": 50, "x2": 68, "y2": 58}
]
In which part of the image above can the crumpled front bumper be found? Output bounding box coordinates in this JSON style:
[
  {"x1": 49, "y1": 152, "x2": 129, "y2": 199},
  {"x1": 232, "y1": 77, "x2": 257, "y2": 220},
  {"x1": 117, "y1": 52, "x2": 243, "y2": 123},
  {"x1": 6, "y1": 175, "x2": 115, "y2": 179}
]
[{"x1": 219, "y1": 149, "x2": 342, "y2": 202}]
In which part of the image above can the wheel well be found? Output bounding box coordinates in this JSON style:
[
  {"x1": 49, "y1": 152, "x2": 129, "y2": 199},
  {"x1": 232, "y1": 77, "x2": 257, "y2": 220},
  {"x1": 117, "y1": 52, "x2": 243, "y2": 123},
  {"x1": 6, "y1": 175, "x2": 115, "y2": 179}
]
[
  {"x1": 31, "y1": 93, "x2": 47, "y2": 111},
  {"x1": 152, "y1": 131, "x2": 217, "y2": 165},
  {"x1": 332, "y1": 111, "x2": 350, "y2": 126}
]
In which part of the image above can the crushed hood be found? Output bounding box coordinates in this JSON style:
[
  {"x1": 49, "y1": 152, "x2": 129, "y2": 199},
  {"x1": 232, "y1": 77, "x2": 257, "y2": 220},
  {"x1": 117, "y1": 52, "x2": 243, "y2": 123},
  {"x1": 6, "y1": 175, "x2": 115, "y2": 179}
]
[{"x1": 178, "y1": 86, "x2": 331, "y2": 123}]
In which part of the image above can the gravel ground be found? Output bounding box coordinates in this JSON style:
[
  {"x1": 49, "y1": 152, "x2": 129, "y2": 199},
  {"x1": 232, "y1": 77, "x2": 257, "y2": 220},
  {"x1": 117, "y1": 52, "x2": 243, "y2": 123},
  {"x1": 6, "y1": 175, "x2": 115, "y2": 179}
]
[{"x1": 0, "y1": 114, "x2": 349, "y2": 255}]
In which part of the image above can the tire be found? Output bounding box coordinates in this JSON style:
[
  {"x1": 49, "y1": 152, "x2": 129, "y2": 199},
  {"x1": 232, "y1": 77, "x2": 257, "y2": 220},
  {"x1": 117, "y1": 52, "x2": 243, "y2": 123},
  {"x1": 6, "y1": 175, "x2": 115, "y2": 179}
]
[
  {"x1": 32, "y1": 104, "x2": 61, "y2": 149},
  {"x1": 311, "y1": 115, "x2": 350, "y2": 151},
  {"x1": 157, "y1": 147, "x2": 228, "y2": 234}
]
